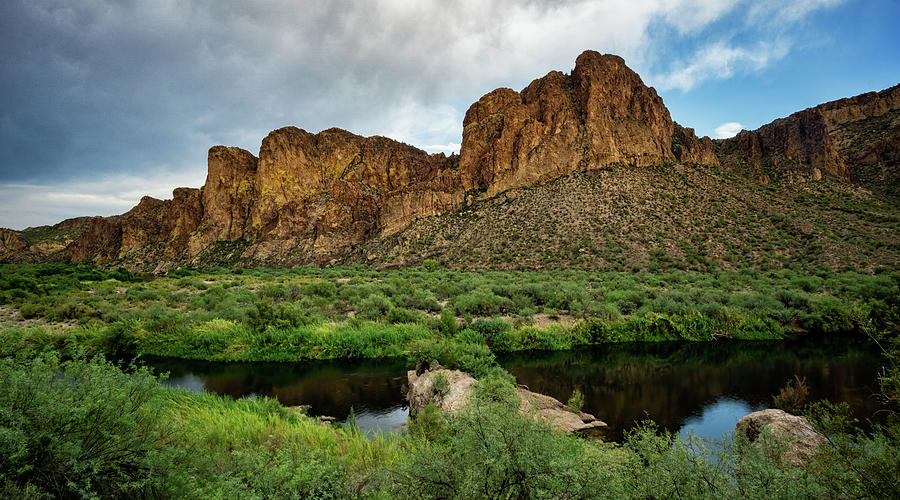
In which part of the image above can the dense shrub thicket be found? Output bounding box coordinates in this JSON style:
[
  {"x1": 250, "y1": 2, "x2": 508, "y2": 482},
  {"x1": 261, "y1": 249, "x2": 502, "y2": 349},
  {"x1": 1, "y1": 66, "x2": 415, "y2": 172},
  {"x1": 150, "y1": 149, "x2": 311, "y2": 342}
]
[
  {"x1": 2, "y1": 264, "x2": 899, "y2": 497},
  {"x1": 1, "y1": 263, "x2": 897, "y2": 363}
]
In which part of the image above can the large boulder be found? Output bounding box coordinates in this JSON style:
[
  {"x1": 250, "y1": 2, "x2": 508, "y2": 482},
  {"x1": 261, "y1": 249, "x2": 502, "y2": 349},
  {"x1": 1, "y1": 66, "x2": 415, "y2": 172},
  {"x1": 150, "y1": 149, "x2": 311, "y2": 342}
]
[
  {"x1": 735, "y1": 409, "x2": 827, "y2": 465},
  {"x1": 407, "y1": 362, "x2": 606, "y2": 433}
]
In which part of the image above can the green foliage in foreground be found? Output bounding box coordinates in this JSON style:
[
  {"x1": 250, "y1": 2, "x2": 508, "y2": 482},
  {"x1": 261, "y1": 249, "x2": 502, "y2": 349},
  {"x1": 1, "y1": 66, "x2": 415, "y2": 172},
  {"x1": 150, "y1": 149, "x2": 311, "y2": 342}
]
[{"x1": 2, "y1": 355, "x2": 899, "y2": 499}]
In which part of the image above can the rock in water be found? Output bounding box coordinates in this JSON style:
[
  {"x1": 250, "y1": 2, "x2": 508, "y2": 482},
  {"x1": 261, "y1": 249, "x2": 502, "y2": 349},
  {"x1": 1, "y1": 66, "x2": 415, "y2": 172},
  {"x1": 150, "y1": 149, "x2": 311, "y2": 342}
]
[
  {"x1": 735, "y1": 409, "x2": 828, "y2": 465},
  {"x1": 406, "y1": 363, "x2": 606, "y2": 433}
]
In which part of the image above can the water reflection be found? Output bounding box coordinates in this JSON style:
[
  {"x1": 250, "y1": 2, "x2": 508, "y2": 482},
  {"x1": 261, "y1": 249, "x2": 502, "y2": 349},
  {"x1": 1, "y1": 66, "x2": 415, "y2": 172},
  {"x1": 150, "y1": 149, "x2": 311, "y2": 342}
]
[
  {"x1": 679, "y1": 398, "x2": 764, "y2": 441},
  {"x1": 148, "y1": 356, "x2": 410, "y2": 433},
  {"x1": 145, "y1": 336, "x2": 885, "y2": 440},
  {"x1": 501, "y1": 336, "x2": 884, "y2": 440}
]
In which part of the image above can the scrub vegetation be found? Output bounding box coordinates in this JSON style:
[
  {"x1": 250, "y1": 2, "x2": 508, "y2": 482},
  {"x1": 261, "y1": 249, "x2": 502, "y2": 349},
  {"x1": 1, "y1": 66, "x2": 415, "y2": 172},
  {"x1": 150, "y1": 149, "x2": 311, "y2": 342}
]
[
  {"x1": 1, "y1": 263, "x2": 898, "y2": 498},
  {"x1": 1, "y1": 263, "x2": 897, "y2": 362}
]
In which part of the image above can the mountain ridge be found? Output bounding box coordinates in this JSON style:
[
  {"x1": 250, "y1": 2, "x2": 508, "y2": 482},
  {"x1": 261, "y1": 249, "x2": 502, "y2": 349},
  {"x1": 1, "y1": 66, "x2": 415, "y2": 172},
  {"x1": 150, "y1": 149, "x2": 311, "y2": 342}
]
[{"x1": 2, "y1": 50, "x2": 898, "y2": 272}]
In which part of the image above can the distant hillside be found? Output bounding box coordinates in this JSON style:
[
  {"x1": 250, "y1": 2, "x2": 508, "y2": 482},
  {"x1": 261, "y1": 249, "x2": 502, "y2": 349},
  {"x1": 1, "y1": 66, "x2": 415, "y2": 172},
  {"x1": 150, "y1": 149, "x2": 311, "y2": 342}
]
[
  {"x1": 351, "y1": 164, "x2": 900, "y2": 272},
  {"x1": 717, "y1": 84, "x2": 900, "y2": 195},
  {"x1": 1, "y1": 50, "x2": 897, "y2": 272}
]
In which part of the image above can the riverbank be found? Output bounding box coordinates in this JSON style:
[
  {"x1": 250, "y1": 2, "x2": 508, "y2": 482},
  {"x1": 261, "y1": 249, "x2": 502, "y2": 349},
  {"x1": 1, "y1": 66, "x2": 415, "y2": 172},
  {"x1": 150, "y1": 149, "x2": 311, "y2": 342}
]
[
  {"x1": 2, "y1": 353, "x2": 898, "y2": 498},
  {"x1": 2, "y1": 264, "x2": 895, "y2": 363},
  {"x1": 147, "y1": 335, "x2": 886, "y2": 441}
]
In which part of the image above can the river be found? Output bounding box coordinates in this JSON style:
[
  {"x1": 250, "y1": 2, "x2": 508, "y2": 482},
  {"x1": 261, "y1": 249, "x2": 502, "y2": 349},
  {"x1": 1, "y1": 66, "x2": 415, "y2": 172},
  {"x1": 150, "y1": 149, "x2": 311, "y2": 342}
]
[{"x1": 146, "y1": 335, "x2": 886, "y2": 441}]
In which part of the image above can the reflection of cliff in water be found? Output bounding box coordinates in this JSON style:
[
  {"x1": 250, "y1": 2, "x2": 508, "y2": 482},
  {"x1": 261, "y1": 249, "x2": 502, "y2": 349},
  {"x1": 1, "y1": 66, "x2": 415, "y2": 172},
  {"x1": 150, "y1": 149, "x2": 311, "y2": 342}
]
[
  {"x1": 500, "y1": 336, "x2": 884, "y2": 440},
  {"x1": 148, "y1": 357, "x2": 409, "y2": 420}
]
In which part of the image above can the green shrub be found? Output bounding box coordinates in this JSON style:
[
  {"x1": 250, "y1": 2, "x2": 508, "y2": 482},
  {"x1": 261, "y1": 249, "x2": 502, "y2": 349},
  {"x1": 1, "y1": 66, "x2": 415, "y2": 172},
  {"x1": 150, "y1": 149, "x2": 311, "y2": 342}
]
[
  {"x1": 439, "y1": 308, "x2": 458, "y2": 336},
  {"x1": 567, "y1": 388, "x2": 585, "y2": 413},
  {"x1": 395, "y1": 380, "x2": 620, "y2": 498},
  {"x1": 304, "y1": 280, "x2": 337, "y2": 299},
  {"x1": 357, "y1": 293, "x2": 394, "y2": 320},
  {"x1": 0, "y1": 356, "x2": 175, "y2": 498},
  {"x1": 386, "y1": 307, "x2": 420, "y2": 324},
  {"x1": 456, "y1": 328, "x2": 485, "y2": 345},
  {"x1": 431, "y1": 372, "x2": 450, "y2": 397},
  {"x1": 407, "y1": 338, "x2": 506, "y2": 380},
  {"x1": 453, "y1": 288, "x2": 512, "y2": 316},
  {"x1": 246, "y1": 300, "x2": 312, "y2": 331}
]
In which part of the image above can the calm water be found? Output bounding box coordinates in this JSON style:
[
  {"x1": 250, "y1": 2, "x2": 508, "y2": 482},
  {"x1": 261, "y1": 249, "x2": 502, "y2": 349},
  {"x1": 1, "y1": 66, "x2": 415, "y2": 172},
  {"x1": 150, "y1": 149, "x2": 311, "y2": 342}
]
[{"x1": 146, "y1": 336, "x2": 886, "y2": 441}]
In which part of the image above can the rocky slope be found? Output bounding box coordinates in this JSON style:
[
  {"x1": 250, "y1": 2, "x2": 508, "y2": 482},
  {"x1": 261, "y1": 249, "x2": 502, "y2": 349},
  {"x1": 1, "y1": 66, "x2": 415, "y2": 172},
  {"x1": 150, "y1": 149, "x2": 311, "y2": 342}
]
[
  {"x1": 2, "y1": 50, "x2": 897, "y2": 272},
  {"x1": 717, "y1": 84, "x2": 900, "y2": 192},
  {"x1": 355, "y1": 165, "x2": 900, "y2": 272}
]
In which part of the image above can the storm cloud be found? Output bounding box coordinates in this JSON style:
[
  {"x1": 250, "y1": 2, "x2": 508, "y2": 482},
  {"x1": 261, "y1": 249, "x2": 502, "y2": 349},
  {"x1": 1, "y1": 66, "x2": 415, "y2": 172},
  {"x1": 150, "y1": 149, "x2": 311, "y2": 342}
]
[{"x1": 0, "y1": 0, "x2": 855, "y2": 228}]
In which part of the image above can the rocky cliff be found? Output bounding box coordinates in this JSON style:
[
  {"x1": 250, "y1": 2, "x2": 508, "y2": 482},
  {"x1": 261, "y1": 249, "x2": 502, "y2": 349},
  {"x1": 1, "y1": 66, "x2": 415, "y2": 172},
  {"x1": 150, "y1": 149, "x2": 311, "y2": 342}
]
[
  {"x1": 717, "y1": 84, "x2": 900, "y2": 190},
  {"x1": 63, "y1": 128, "x2": 465, "y2": 271},
  {"x1": 3, "y1": 50, "x2": 896, "y2": 271},
  {"x1": 38, "y1": 50, "x2": 718, "y2": 270},
  {"x1": 459, "y1": 52, "x2": 716, "y2": 197}
]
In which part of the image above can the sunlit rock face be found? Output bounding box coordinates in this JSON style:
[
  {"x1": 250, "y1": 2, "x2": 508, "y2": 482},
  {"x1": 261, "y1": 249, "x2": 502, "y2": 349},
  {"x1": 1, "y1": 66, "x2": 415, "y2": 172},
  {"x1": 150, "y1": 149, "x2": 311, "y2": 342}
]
[
  {"x1": 717, "y1": 84, "x2": 900, "y2": 188},
  {"x1": 46, "y1": 50, "x2": 895, "y2": 271},
  {"x1": 459, "y1": 51, "x2": 717, "y2": 198}
]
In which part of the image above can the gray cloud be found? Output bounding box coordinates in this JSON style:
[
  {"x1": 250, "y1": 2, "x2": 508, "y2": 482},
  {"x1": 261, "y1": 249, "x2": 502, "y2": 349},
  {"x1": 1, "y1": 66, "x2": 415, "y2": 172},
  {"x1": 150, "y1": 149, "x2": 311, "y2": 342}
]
[{"x1": 0, "y1": 0, "x2": 845, "y2": 228}]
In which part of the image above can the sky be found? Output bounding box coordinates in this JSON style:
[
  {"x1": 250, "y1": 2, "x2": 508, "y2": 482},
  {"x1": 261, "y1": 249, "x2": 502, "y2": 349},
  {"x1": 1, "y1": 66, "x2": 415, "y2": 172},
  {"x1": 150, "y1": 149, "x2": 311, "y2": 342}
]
[{"x1": 1, "y1": 0, "x2": 898, "y2": 229}]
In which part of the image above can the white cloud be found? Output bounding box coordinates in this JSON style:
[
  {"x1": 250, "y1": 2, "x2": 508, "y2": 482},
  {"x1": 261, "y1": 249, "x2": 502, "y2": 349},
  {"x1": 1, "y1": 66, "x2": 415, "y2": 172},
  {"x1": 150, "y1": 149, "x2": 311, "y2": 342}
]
[
  {"x1": 652, "y1": 40, "x2": 791, "y2": 91},
  {"x1": 746, "y1": 0, "x2": 845, "y2": 24},
  {"x1": 714, "y1": 122, "x2": 744, "y2": 139},
  {"x1": 0, "y1": 170, "x2": 206, "y2": 230},
  {"x1": 421, "y1": 143, "x2": 462, "y2": 154}
]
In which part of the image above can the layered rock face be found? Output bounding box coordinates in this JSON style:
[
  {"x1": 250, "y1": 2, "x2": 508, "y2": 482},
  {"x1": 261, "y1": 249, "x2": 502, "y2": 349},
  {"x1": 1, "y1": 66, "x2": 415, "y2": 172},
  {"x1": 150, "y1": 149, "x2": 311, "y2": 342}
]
[
  {"x1": 460, "y1": 51, "x2": 716, "y2": 197},
  {"x1": 67, "y1": 187, "x2": 204, "y2": 269},
  {"x1": 243, "y1": 127, "x2": 462, "y2": 263},
  {"x1": 64, "y1": 129, "x2": 463, "y2": 270},
  {"x1": 0, "y1": 229, "x2": 29, "y2": 262},
  {"x1": 717, "y1": 84, "x2": 900, "y2": 189},
  {"x1": 14, "y1": 49, "x2": 891, "y2": 271}
]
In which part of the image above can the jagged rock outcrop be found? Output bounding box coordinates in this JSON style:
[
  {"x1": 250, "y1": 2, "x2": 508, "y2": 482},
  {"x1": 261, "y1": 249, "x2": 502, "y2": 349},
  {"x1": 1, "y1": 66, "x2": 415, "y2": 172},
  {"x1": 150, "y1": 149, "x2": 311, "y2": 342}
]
[
  {"x1": 0, "y1": 229, "x2": 28, "y2": 252},
  {"x1": 65, "y1": 188, "x2": 203, "y2": 271},
  {"x1": 717, "y1": 84, "x2": 900, "y2": 190},
  {"x1": 0, "y1": 229, "x2": 29, "y2": 262},
  {"x1": 243, "y1": 127, "x2": 463, "y2": 263},
  {"x1": 735, "y1": 409, "x2": 827, "y2": 466},
  {"x1": 192, "y1": 146, "x2": 258, "y2": 248},
  {"x1": 66, "y1": 216, "x2": 123, "y2": 263},
  {"x1": 672, "y1": 123, "x2": 720, "y2": 165},
  {"x1": 45, "y1": 50, "x2": 894, "y2": 271},
  {"x1": 459, "y1": 51, "x2": 717, "y2": 197},
  {"x1": 407, "y1": 362, "x2": 606, "y2": 432},
  {"x1": 63, "y1": 127, "x2": 463, "y2": 269}
]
